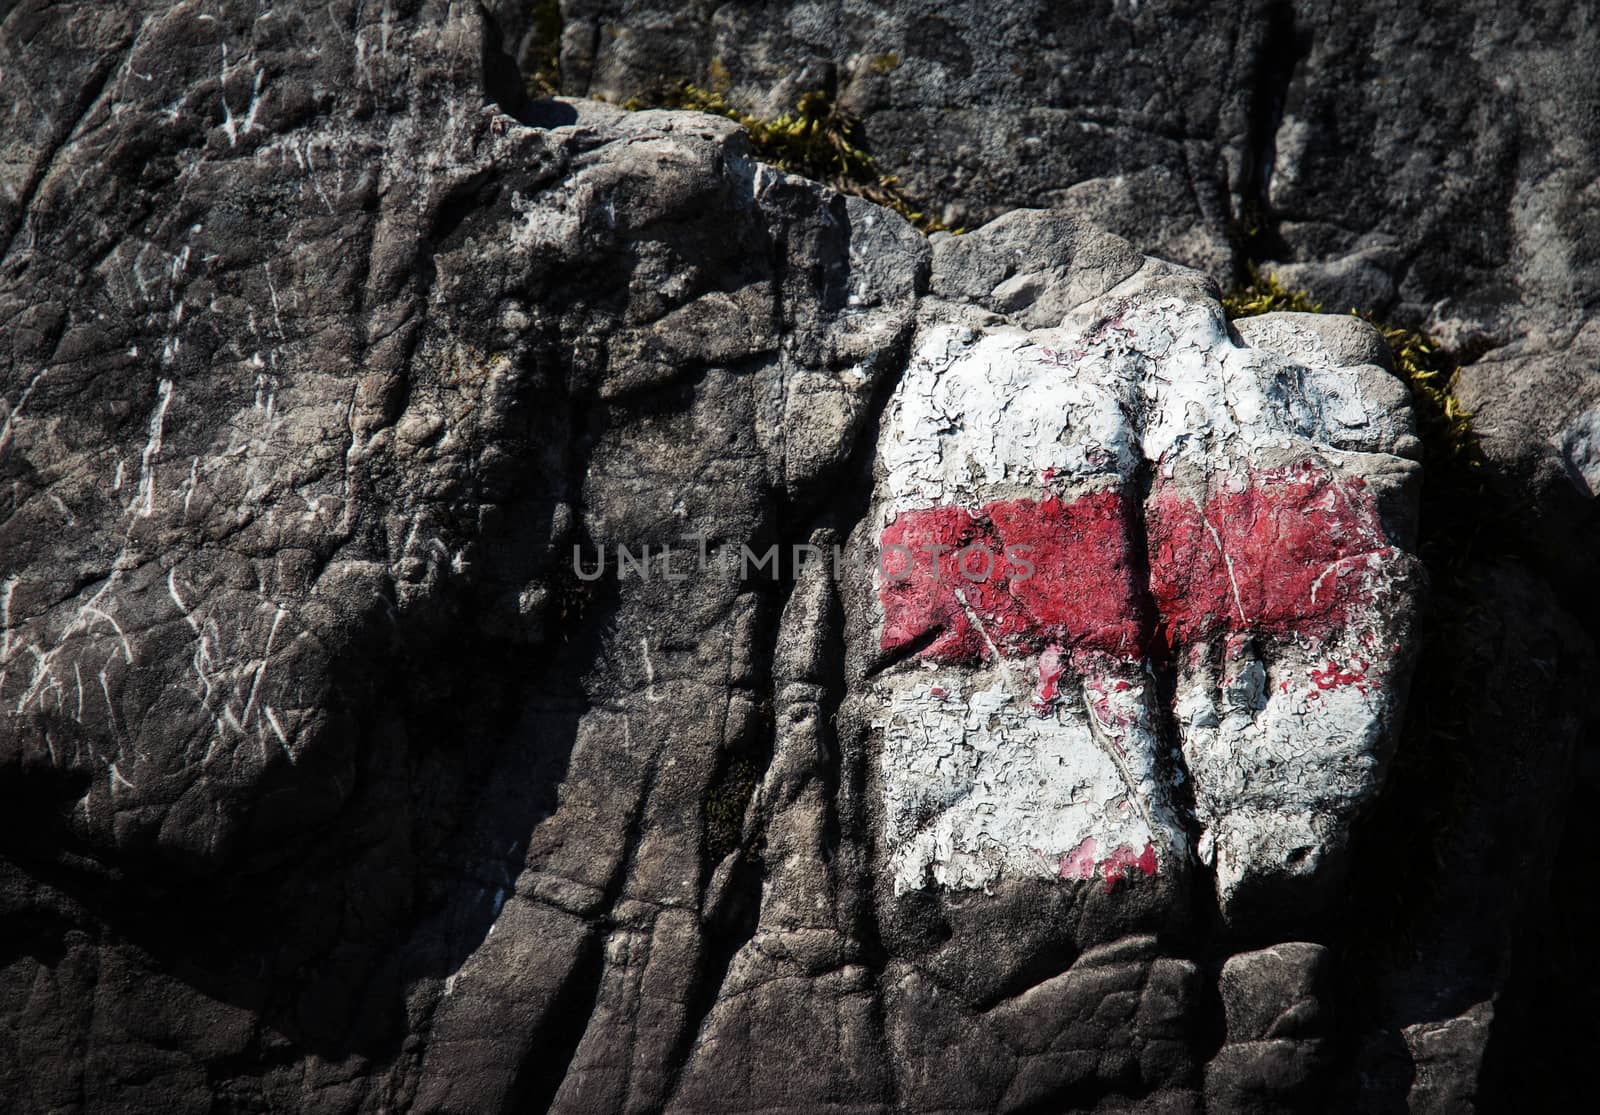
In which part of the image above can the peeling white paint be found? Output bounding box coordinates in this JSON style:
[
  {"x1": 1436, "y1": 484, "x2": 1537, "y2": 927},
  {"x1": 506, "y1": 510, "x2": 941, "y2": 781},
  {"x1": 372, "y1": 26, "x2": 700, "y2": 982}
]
[
  {"x1": 870, "y1": 285, "x2": 1420, "y2": 907},
  {"x1": 877, "y1": 660, "x2": 1181, "y2": 894}
]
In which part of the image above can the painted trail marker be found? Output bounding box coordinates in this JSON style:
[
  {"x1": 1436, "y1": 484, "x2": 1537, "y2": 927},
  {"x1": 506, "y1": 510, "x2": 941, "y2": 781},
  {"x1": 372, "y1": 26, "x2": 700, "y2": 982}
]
[{"x1": 866, "y1": 293, "x2": 1421, "y2": 917}]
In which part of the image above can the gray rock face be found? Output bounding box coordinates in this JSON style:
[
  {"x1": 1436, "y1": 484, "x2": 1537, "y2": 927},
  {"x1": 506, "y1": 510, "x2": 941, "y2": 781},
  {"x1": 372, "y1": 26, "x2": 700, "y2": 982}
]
[
  {"x1": 1207, "y1": 943, "x2": 1331, "y2": 1112},
  {"x1": 502, "y1": 1, "x2": 1598, "y2": 324},
  {"x1": 0, "y1": 2, "x2": 1594, "y2": 1113},
  {"x1": 505, "y1": 0, "x2": 1600, "y2": 615}
]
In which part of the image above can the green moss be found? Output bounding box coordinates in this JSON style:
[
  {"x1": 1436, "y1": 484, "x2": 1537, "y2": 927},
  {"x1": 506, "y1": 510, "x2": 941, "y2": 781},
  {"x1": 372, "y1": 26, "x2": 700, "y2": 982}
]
[
  {"x1": 1219, "y1": 265, "x2": 1323, "y2": 318},
  {"x1": 868, "y1": 52, "x2": 901, "y2": 75},
  {"x1": 630, "y1": 80, "x2": 953, "y2": 234},
  {"x1": 522, "y1": 0, "x2": 563, "y2": 99},
  {"x1": 704, "y1": 756, "x2": 759, "y2": 861},
  {"x1": 1222, "y1": 265, "x2": 1484, "y2": 551}
]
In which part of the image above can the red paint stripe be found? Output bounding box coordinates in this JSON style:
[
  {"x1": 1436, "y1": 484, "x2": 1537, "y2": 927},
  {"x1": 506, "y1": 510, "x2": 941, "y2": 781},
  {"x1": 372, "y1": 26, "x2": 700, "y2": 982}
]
[
  {"x1": 879, "y1": 487, "x2": 1148, "y2": 664},
  {"x1": 1147, "y1": 463, "x2": 1391, "y2": 646},
  {"x1": 878, "y1": 463, "x2": 1390, "y2": 662}
]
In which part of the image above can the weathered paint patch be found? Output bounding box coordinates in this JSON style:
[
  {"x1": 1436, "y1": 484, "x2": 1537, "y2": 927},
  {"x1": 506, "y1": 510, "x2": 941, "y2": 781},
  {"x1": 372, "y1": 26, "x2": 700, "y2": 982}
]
[
  {"x1": 878, "y1": 488, "x2": 1148, "y2": 663},
  {"x1": 1034, "y1": 644, "x2": 1066, "y2": 713},
  {"x1": 868, "y1": 290, "x2": 1420, "y2": 906},
  {"x1": 880, "y1": 459, "x2": 1393, "y2": 669},
  {"x1": 1100, "y1": 841, "x2": 1159, "y2": 893},
  {"x1": 877, "y1": 668, "x2": 1174, "y2": 894},
  {"x1": 1059, "y1": 836, "x2": 1098, "y2": 880},
  {"x1": 1147, "y1": 463, "x2": 1393, "y2": 646},
  {"x1": 877, "y1": 503, "x2": 1030, "y2": 663},
  {"x1": 989, "y1": 491, "x2": 1148, "y2": 656},
  {"x1": 1056, "y1": 836, "x2": 1159, "y2": 892},
  {"x1": 1311, "y1": 658, "x2": 1370, "y2": 693},
  {"x1": 876, "y1": 325, "x2": 1142, "y2": 512}
]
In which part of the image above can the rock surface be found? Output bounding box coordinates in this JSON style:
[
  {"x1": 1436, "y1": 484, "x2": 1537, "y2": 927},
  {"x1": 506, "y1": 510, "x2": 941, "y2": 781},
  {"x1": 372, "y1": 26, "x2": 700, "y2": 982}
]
[
  {"x1": 0, "y1": 2, "x2": 1594, "y2": 1113},
  {"x1": 505, "y1": 0, "x2": 1600, "y2": 609},
  {"x1": 851, "y1": 250, "x2": 1421, "y2": 928}
]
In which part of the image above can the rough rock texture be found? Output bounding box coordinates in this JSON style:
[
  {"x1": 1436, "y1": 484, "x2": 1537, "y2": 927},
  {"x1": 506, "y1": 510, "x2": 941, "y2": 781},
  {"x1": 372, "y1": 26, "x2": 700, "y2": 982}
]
[
  {"x1": 490, "y1": 1, "x2": 1600, "y2": 1108},
  {"x1": 1, "y1": 1, "x2": 1596, "y2": 1113},
  {"x1": 499, "y1": 0, "x2": 1600, "y2": 610},
  {"x1": 850, "y1": 252, "x2": 1422, "y2": 927}
]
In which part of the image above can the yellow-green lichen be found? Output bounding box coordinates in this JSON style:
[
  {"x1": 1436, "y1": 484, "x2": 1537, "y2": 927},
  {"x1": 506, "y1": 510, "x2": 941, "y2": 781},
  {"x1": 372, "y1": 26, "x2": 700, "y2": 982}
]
[
  {"x1": 631, "y1": 78, "x2": 953, "y2": 234},
  {"x1": 522, "y1": 0, "x2": 563, "y2": 99},
  {"x1": 704, "y1": 756, "x2": 759, "y2": 861}
]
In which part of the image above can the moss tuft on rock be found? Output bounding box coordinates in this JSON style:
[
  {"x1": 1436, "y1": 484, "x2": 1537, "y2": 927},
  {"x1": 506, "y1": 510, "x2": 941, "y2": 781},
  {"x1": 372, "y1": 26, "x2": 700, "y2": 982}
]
[
  {"x1": 631, "y1": 78, "x2": 953, "y2": 234},
  {"x1": 1220, "y1": 265, "x2": 1323, "y2": 319},
  {"x1": 704, "y1": 755, "x2": 759, "y2": 862},
  {"x1": 522, "y1": 0, "x2": 563, "y2": 99}
]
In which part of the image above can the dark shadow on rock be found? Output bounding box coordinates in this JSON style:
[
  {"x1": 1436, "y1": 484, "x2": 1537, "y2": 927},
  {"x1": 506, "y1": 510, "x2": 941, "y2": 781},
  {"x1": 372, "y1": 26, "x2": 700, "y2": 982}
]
[
  {"x1": 1328, "y1": 425, "x2": 1595, "y2": 1101},
  {"x1": 1477, "y1": 731, "x2": 1600, "y2": 1111},
  {"x1": 479, "y1": 1, "x2": 535, "y2": 123},
  {"x1": 0, "y1": 583, "x2": 598, "y2": 1062},
  {"x1": 478, "y1": 1, "x2": 578, "y2": 129},
  {"x1": 523, "y1": 98, "x2": 579, "y2": 128},
  {"x1": 1345, "y1": 1026, "x2": 1418, "y2": 1114}
]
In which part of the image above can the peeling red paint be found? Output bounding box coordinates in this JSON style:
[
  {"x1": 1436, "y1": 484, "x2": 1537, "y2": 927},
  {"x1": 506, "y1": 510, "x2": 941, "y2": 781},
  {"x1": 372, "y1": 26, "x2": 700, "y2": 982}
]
[
  {"x1": 990, "y1": 490, "x2": 1148, "y2": 655},
  {"x1": 878, "y1": 505, "x2": 1022, "y2": 661},
  {"x1": 1061, "y1": 839, "x2": 1160, "y2": 889},
  {"x1": 879, "y1": 487, "x2": 1149, "y2": 663},
  {"x1": 1310, "y1": 658, "x2": 1369, "y2": 693},
  {"x1": 1034, "y1": 644, "x2": 1066, "y2": 713},
  {"x1": 1059, "y1": 836, "x2": 1098, "y2": 880},
  {"x1": 881, "y1": 462, "x2": 1393, "y2": 666},
  {"x1": 1083, "y1": 679, "x2": 1124, "y2": 733},
  {"x1": 1147, "y1": 463, "x2": 1392, "y2": 646},
  {"x1": 1100, "y1": 841, "x2": 1159, "y2": 892}
]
